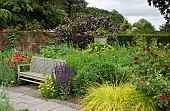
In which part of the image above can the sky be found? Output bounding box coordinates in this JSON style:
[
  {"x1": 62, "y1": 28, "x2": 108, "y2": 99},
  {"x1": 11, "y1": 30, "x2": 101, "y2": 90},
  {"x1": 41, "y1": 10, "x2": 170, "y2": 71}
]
[{"x1": 85, "y1": 0, "x2": 167, "y2": 30}]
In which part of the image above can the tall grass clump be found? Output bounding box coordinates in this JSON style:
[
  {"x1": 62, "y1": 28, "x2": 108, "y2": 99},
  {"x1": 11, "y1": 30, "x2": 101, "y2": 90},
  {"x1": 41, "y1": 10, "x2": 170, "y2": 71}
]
[
  {"x1": 0, "y1": 62, "x2": 16, "y2": 85},
  {"x1": 80, "y1": 83, "x2": 156, "y2": 111}
]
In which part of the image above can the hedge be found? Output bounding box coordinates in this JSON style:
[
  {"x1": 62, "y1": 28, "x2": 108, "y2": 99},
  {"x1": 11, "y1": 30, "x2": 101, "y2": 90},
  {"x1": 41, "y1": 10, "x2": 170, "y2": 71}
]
[{"x1": 117, "y1": 34, "x2": 170, "y2": 46}]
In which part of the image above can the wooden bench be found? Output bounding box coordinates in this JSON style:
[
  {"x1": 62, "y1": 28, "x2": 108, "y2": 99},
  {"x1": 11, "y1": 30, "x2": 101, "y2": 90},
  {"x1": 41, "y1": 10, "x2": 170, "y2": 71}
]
[{"x1": 18, "y1": 56, "x2": 66, "y2": 84}]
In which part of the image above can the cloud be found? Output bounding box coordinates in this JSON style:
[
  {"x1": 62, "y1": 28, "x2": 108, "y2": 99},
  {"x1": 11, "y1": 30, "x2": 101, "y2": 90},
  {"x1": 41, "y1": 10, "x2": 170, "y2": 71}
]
[{"x1": 85, "y1": 0, "x2": 166, "y2": 30}]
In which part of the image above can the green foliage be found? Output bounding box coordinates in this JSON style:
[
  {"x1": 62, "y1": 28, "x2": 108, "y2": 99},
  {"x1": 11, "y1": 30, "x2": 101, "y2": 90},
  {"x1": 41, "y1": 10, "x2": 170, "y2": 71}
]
[
  {"x1": 69, "y1": 46, "x2": 135, "y2": 97},
  {"x1": 120, "y1": 19, "x2": 132, "y2": 31},
  {"x1": 0, "y1": 50, "x2": 16, "y2": 61},
  {"x1": 117, "y1": 34, "x2": 170, "y2": 46},
  {"x1": 80, "y1": 83, "x2": 156, "y2": 111},
  {"x1": 159, "y1": 22, "x2": 170, "y2": 33},
  {"x1": 63, "y1": 50, "x2": 93, "y2": 71},
  {"x1": 0, "y1": 62, "x2": 16, "y2": 85},
  {"x1": 39, "y1": 44, "x2": 77, "y2": 58},
  {"x1": 0, "y1": 0, "x2": 67, "y2": 29},
  {"x1": 132, "y1": 18, "x2": 156, "y2": 34},
  {"x1": 0, "y1": 88, "x2": 12, "y2": 111},
  {"x1": 1, "y1": 29, "x2": 19, "y2": 51},
  {"x1": 132, "y1": 37, "x2": 170, "y2": 109},
  {"x1": 18, "y1": 108, "x2": 31, "y2": 111},
  {"x1": 38, "y1": 76, "x2": 56, "y2": 98},
  {"x1": 85, "y1": 42, "x2": 114, "y2": 54},
  {"x1": 0, "y1": 9, "x2": 12, "y2": 27}
]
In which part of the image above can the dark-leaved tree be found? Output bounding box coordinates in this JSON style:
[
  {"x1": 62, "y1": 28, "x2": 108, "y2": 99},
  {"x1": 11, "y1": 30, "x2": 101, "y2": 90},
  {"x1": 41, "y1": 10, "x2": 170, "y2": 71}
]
[{"x1": 147, "y1": 0, "x2": 170, "y2": 22}]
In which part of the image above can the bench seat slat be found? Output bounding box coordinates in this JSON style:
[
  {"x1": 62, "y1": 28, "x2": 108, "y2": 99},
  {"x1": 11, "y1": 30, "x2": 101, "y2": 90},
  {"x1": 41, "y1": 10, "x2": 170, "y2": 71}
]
[{"x1": 19, "y1": 72, "x2": 46, "y2": 80}]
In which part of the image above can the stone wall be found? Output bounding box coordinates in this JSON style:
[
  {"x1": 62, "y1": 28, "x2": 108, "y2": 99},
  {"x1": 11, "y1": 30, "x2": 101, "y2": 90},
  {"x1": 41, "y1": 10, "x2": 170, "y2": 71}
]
[{"x1": 0, "y1": 31, "x2": 55, "y2": 53}]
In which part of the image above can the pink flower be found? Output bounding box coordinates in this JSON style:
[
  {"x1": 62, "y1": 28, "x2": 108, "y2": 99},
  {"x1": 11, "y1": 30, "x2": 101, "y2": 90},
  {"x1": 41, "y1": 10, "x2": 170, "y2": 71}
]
[
  {"x1": 161, "y1": 96, "x2": 167, "y2": 101},
  {"x1": 146, "y1": 48, "x2": 150, "y2": 52},
  {"x1": 134, "y1": 56, "x2": 138, "y2": 61}
]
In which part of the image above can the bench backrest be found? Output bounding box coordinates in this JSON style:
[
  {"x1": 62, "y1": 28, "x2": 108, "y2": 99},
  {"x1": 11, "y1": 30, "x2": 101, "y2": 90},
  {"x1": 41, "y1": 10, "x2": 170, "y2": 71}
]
[{"x1": 30, "y1": 56, "x2": 66, "y2": 75}]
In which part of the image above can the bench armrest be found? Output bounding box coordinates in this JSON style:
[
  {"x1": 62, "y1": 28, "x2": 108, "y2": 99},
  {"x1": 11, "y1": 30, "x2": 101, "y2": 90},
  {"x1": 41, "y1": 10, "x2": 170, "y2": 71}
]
[{"x1": 18, "y1": 64, "x2": 30, "y2": 73}]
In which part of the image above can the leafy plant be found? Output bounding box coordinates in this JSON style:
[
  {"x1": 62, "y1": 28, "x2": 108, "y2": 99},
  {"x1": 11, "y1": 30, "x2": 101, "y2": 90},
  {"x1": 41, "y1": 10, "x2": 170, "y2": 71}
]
[
  {"x1": 39, "y1": 63, "x2": 75, "y2": 100},
  {"x1": 39, "y1": 44, "x2": 76, "y2": 58},
  {"x1": 0, "y1": 0, "x2": 66, "y2": 29},
  {"x1": 85, "y1": 42, "x2": 114, "y2": 54},
  {"x1": 0, "y1": 62, "x2": 16, "y2": 85},
  {"x1": 132, "y1": 37, "x2": 170, "y2": 109},
  {"x1": 38, "y1": 76, "x2": 56, "y2": 98},
  {"x1": 52, "y1": 62, "x2": 75, "y2": 100},
  {"x1": 0, "y1": 88, "x2": 13, "y2": 111},
  {"x1": 80, "y1": 83, "x2": 156, "y2": 111},
  {"x1": 1, "y1": 29, "x2": 19, "y2": 51},
  {"x1": 0, "y1": 50, "x2": 16, "y2": 61}
]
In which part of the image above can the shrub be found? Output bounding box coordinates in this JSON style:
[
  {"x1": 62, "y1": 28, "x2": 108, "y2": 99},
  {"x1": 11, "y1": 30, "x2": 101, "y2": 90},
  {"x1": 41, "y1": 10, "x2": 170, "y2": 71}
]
[
  {"x1": 0, "y1": 62, "x2": 16, "y2": 85},
  {"x1": 72, "y1": 47, "x2": 134, "y2": 97},
  {"x1": 132, "y1": 37, "x2": 170, "y2": 109},
  {"x1": 80, "y1": 83, "x2": 156, "y2": 111},
  {"x1": 63, "y1": 50, "x2": 93, "y2": 71},
  {"x1": 117, "y1": 34, "x2": 170, "y2": 46},
  {"x1": 85, "y1": 42, "x2": 114, "y2": 54},
  {"x1": 72, "y1": 58, "x2": 133, "y2": 98},
  {"x1": 55, "y1": 13, "x2": 119, "y2": 48},
  {"x1": 39, "y1": 44, "x2": 76, "y2": 58}
]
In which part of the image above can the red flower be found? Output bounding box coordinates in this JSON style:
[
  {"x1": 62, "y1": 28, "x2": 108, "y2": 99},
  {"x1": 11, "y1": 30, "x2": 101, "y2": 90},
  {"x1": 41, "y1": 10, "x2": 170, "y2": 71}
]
[
  {"x1": 161, "y1": 96, "x2": 167, "y2": 101},
  {"x1": 146, "y1": 70, "x2": 149, "y2": 74},
  {"x1": 146, "y1": 48, "x2": 150, "y2": 52},
  {"x1": 165, "y1": 65, "x2": 170, "y2": 69},
  {"x1": 132, "y1": 70, "x2": 135, "y2": 73},
  {"x1": 154, "y1": 54, "x2": 158, "y2": 57},
  {"x1": 134, "y1": 56, "x2": 138, "y2": 61},
  {"x1": 17, "y1": 51, "x2": 22, "y2": 56},
  {"x1": 134, "y1": 62, "x2": 138, "y2": 64}
]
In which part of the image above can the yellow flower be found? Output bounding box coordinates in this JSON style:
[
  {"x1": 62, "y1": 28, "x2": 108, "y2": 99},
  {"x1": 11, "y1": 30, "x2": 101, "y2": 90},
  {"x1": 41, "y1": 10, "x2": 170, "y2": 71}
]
[
  {"x1": 51, "y1": 93, "x2": 54, "y2": 96},
  {"x1": 53, "y1": 90, "x2": 56, "y2": 92},
  {"x1": 38, "y1": 84, "x2": 42, "y2": 88},
  {"x1": 11, "y1": 81, "x2": 14, "y2": 83},
  {"x1": 12, "y1": 100, "x2": 16, "y2": 103}
]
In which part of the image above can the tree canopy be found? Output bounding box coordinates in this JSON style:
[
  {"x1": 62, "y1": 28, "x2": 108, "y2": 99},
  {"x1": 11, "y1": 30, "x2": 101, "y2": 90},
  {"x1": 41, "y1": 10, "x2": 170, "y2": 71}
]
[
  {"x1": 147, "y1": 0, "x2": 170, "y2": 22},
  {"x1": 133, "y1": 18, "x2": 156, "y2": 34},
  {"x1": 0, "y1": 0, "x2": 66, "y2": 29},
  {"x1": 86, "y1": 7, "x2": 124, "y2": 25},
  {"x1": 159, "y1": 22, "x2": 170, "y2": 33}
]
